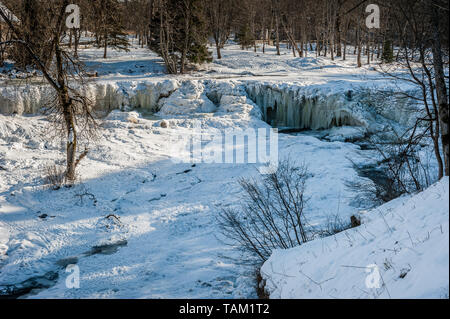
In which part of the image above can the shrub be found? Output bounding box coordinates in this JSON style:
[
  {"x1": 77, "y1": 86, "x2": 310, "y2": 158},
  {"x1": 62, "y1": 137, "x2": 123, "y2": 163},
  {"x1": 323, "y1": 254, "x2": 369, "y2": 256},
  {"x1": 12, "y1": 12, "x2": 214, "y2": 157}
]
[
  {"x1": 217, "y1": 160, "x2": 310, "y2": 263},
  {"x1": 43, "y1": 164, "x2": 65, "y2": 190}
]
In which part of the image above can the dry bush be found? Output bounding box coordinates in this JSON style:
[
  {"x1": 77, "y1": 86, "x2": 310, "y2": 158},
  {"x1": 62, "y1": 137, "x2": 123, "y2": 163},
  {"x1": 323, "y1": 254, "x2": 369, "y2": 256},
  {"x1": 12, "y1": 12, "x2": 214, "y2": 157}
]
[
  {"x1": 316, "y1": 214, "x2": 354, "y2": 238},
  {"x1": 217, "y1": 159, "x2": 311, "y2": 264},
  {"x1": 43, "y1": 164, "x2": 66, "y2": 190}
]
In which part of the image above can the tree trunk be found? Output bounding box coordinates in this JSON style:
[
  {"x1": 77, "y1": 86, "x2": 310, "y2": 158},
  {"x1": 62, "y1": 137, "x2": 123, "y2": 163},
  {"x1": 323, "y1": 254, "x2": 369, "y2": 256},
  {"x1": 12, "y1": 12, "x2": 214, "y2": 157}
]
[
  {"x1": 336, "y1": 14, "x2": 342, "y2": 57},
  {"x1": 431, "y1": 7, "x2": 449, "y2": 176},
  {"x1": 282, "y1": 22, "x2": 301, "y2": 57},
  {"x1": 263, "y1": 33, "x2": 266, "y2": 54},
  {"x1": 180, "y1": 7, "x2": 190, "y2": 74},
  {"x1": 216, "y1": 43, "x2": 222, "y2": 59},
  {"x1": 74, "y1": 29, "x2": 79, "y2": 58},
  {"x1": 357, "y1": 44, "x2": 362, "y2": 67},
  {"x1": 275, "y1": 15, "x2": 280, "y2": 56},
  {"x1": 55, "y1": 44, "x2": 77, "y2": 180},
  {"x1": 0, "y1": 23, "x2": 3, "y2": 66},
  {"x1": 343, "y1": 40, "x2": 346, "y2": 60},
  {"x1": 69, "y1": 30, "x2": 72, "y2": 49},
  {"x1": 357, "y1": 24, "x2": 362, "y2": 67},
  {"x1": 62, "y1": 90, "x2": 77, "y2": 181},
  {"x1": 103, "y1": 33, "x2": 108, "y2": 59},
  {"x1": 330, "y1": 30, "x2": 334, "y2": 61},
  {"x1": 377, "y1": 39, "x2": 381, "y2": 59}
]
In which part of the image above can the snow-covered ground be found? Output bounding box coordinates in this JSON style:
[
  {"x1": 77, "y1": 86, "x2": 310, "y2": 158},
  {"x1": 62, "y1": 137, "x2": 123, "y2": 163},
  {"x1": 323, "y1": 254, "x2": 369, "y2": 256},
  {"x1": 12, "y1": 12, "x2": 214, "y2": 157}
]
[
  {"x1": 0, "y1": 41, "x2": 447, "y2": 298},
  {"x1": 0, "y1": 109, "x2": 370, "y2": 298},
  {"x1": 261, "y1": 177, "x2": 449, "y2": 299}
]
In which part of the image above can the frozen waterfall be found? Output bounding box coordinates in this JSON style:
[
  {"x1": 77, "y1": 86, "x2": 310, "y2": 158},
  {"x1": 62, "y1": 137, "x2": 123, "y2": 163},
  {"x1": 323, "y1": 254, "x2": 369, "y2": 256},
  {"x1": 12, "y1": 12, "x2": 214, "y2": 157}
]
[
  {"x1": 1, "y1": 79, "x2": 415, "y2": 135},
  {"x1": 245, "y1": 82, "x2": 367, "y2": 130},
  {"x1": 0, "y1": 79, "x2": 179, "y2": 115}
]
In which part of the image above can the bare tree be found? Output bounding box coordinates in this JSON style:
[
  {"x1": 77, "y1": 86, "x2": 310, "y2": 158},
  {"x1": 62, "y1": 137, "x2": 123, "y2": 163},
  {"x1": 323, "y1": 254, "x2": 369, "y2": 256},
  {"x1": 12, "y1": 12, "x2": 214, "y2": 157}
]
[
  {"x1": 347, "y1": 123, "x2": 433, "y2": 206},
  {"x1": 205, "y1": 0, "x2": 235, "y2": 59},
  {"x1": 271, "y1": 0, "x2": 281, "y2": 56},
  {"x1": 1, "y1": 0, "x2": 97, "y2": 181},
  {"x1": 380, "y1": 0, "x2": 449, "y2": 179},
  {"x1": 430, "y1": 2, "x2": 449, "y2": 176},
  {"x1": 89, "y1": 0, "x2": 129, "y2": 59}
]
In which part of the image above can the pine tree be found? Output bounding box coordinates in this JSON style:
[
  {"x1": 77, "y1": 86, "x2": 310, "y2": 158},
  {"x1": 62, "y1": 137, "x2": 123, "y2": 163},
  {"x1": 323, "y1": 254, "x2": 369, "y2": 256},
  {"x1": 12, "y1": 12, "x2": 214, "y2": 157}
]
[
  {"x1": 6, "y1": 0, "x2": 53, "y2": 69},
  {"x1": 381, "y1": 39, "x2": 394, "y2": 64},
  {"x1": 237, "y1": 23, "x2": 254, "y2": 50},
  {"x1": 181, "y1": 0, "x2": 212, "y2": 67},
  {"x1": 149, "y1": 0, "x2": 212, "y2": 74}
]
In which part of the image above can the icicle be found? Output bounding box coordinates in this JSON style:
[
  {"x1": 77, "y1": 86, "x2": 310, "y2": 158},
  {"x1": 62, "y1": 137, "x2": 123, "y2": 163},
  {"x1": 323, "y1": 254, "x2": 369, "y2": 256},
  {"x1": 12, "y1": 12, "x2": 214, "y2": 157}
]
[{"x1": 245, "y1": 83, "x2": 366, "y2": 130}]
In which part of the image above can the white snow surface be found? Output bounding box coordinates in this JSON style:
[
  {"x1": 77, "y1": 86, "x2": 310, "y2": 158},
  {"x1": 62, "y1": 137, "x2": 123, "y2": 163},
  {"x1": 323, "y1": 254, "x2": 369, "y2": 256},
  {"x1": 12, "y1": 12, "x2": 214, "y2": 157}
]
[
  {"x1": 0, "y1": 109, "x2": 371, "y2": 298},
  {"x1": 0, "y1": 42, "x2": 447, "y2": 299},
  {"x1": 261, "y1": 177, "x2": 449, "y2": 299}
]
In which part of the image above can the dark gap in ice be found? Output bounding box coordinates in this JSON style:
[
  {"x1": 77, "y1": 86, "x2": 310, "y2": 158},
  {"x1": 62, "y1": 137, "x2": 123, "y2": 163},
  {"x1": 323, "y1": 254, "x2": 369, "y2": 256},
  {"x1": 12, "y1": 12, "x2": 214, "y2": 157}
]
[
  {"x1": 0, "y1": 271, "x2": 59, "y2": 299},
  {"x1": 83, "y1": 239, "x2": 128, "y2": 257}
]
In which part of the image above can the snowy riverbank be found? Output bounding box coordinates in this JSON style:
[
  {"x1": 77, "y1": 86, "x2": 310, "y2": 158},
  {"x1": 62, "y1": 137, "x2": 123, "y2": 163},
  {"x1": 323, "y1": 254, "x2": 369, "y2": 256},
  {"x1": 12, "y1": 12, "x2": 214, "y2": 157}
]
[
  {"x1": 0, "y1": 43, "x2": 447, "y2": 299},
  {"x1": 261, "y1": 177, "x2": 449, "y2": 299}
]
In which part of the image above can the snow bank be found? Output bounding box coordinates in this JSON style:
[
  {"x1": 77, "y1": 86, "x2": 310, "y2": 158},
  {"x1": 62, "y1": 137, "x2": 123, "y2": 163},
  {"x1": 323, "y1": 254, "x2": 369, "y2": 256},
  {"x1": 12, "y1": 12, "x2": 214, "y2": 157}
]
[
  {"x1": 157, "y1": 81, "x2": 216, "y2": 115},
  {"x1": 261, "y1": 177, "x2": 449, "y2": 299},
  {"x1": 0, "y1": 114, "x2": 61, "y2": 151},
  {"x1": 323, "y1": 126, "x2": 367, "y2": 142},
  {"x1": 104, "y1": 110, "x2": 141, "y2": 124},
  {"x1": 0, "y1": 221, "x2": 8, "y2": 264}
]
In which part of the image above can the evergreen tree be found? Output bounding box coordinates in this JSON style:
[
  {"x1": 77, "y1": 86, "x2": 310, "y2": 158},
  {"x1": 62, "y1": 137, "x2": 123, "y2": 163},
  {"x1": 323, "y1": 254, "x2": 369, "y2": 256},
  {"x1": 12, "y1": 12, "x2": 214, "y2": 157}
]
[
  {"x1": 237, "y1": 23, "x2": 254, "y2": 50},
  {"x1": 381, "y1": 39, "x2": 394, "y2": 63},
  {"x1": 5, "y1": 0, "x2": 53, "y2": 69},
  {"x1": 149, "y1": 0, "x2": 212, "y2": 74}
]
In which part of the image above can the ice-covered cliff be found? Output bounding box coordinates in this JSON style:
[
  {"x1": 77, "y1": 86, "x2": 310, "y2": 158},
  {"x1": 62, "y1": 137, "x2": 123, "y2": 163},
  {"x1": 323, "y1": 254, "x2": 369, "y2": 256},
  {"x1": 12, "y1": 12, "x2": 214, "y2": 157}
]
[
  {"x1": 0, "y1": 79, "x2": 179, "y2": 115},
  {"x1": 245, "y1": 82, "x2": 415, "y2": 130},
  {"x1": 1, "y1": 79, "x2": 416, "y2": 135}
]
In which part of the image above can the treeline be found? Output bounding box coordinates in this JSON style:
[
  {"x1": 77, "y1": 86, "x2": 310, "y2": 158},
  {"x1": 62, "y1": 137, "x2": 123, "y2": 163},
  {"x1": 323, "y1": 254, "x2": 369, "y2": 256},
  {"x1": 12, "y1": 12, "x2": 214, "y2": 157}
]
[
  {"x1": 122, "y1": 0, "x2": 450, "y2": 177},
  {"x1": 1, "y1": 1, "x2": 448, "y2": 71},
  {"x1": 1, "y1": 0, "x2": 129, "y2": 65},
  {"x1": 123, "y1": 0, "x2": 449, "y2": 69}
]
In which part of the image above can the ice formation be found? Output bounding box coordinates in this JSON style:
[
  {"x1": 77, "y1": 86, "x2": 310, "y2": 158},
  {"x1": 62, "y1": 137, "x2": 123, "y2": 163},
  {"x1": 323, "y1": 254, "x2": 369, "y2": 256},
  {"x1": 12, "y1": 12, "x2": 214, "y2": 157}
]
[
  {"x1": 0, "y1": 79, "x2": 179, "y2": 115},
  {"x1": 1, "y1": 78, "x2": 415, "y2": 134},
  {"x1": 0, "y1": 84, "x2": 52, "y2": 115},
  {"x1": 156, "y1": 81, "x2": 216, "y2": 115},
  {"x1": 245, "y1": 82, "x2": 368, "y2": 130}
]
